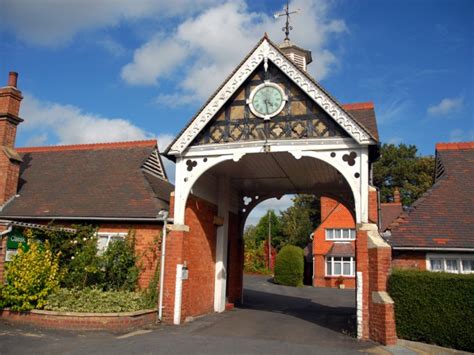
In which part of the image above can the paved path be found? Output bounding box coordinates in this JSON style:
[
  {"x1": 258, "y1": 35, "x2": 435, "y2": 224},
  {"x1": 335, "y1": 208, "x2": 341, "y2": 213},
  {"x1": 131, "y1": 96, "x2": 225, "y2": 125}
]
[{"x1": 0, "y1": 275, "x2": 444, "y2": 354}]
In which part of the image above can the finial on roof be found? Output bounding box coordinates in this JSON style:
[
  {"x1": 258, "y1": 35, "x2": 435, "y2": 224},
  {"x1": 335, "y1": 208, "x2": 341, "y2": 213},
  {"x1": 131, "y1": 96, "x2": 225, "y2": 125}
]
[{"x1": 274, "y1": 1, "x2": 300, "y2": 42}]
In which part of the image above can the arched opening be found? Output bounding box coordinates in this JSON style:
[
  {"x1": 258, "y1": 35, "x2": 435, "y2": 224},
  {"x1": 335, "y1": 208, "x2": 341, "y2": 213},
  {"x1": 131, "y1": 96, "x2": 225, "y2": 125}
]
[{"x1": 175, "y1": 150, "x2": 360, "y2": 338}]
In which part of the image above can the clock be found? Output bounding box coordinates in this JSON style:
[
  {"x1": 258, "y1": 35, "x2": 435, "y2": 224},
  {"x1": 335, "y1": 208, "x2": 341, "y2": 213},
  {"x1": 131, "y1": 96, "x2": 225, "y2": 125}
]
[{"x1": 248, "y1": 81, "x2": 287, "y2": 120}]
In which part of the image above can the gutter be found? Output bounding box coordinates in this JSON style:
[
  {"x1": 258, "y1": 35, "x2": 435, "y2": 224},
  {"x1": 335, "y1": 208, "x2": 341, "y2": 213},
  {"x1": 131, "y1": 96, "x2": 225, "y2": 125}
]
[
  {"x1": 0, "y1": 216, "x2": 173, "y2": 222},
  {"x1": 393, "y1": 247, "x2": 474, "y2": 252},
  {"x1": 157, "y1": 210, "x2": 170, "y2": 322},
  {"x1": 0, "y1": 221, "x2": 12, "y2": 236}
]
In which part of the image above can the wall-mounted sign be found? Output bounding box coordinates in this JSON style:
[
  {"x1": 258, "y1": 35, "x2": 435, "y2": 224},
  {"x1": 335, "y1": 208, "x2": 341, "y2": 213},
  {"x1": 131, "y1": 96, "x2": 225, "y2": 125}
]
[{"x1": 5, "y1": 228, "x2": 28, "y2": 261}]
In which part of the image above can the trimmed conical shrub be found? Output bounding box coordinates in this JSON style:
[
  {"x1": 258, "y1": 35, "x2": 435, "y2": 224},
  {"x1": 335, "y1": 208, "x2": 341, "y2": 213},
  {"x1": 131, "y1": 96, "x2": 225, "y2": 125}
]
[{"x1": 274, "y1": 245, "x2": 304, "y2": 287}]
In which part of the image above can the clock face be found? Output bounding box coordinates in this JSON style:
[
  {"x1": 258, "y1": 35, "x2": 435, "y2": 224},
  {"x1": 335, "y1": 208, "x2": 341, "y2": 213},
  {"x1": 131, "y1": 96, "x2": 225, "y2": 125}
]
[{"x1": 249, "y1": 83, "x2": 286, "y2": 119}]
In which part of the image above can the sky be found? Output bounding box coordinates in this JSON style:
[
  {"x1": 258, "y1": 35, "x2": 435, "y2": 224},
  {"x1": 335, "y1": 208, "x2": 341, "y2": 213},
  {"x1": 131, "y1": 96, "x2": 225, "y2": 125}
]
[{"x1": 1, "y1": 0, "x2": 473, "y2": 225}]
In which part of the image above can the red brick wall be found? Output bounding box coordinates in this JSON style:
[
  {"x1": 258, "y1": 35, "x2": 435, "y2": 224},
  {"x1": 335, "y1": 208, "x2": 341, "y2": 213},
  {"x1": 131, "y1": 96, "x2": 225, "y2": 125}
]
[
  {"x1": 313, "y1": 196, "x2": 356, "y2": 288},
  {"x1": 391, "y1": 250, "x2": 426, "y2": 270},
  {"x1": 227, "y1": 212, "x2": 243, "y2": 304},
  {"x1": 368, "y1": 245, "x2": 397, "y2": 345},
  {"x1": 368, "y1": 188, "x2": 378, "y2": 225},
  {"x1": 0, "y1": 228, "x2": 7, "y2": 282},
  {"x1": 0, "y1": 88, "x2": 22, "y2": 117},
  {"x1": 0, "y1": 309, "x2": 156, "y2": 331},
  {"x1": 94, "y1": 223, "x2": 162, "y2": 289},
  {"x1": 181, "y1": 195, "x2": 217, "y2": 319}
]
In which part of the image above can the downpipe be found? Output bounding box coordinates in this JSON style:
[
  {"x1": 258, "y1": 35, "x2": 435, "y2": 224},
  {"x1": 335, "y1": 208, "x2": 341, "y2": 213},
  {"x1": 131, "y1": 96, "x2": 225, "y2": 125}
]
[{"x1": 158, "y1": 210, "x2": 169, "y2": 322}]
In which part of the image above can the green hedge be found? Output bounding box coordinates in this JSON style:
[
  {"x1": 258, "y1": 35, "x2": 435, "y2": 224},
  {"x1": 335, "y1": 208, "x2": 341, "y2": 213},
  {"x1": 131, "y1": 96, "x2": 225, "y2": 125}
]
[
  {"x1": 44, "y1": 288, "x2": 153, "y2": 313},
  {"x1": 274, "y1": 245, "x2": 304, "y2": 287},
  {"x1": 389, "y1": 269, "x2": 474, "y2": 352}
]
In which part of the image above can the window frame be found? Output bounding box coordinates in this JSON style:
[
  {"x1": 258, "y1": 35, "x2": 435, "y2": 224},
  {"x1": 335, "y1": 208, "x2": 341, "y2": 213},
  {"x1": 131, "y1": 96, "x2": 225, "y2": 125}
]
[
  {"x1": 325, "y1": 256, "x2": 355, "y2": 277},
  {"x1": 325, "y1": 228, "x2": 356, "y2": 241},
  {"x1": 96, "y1": 232, "x2": 127, "y2": 254},
  {"x1": 426, "y1": 253, "x2": 474, "y2": 274}
]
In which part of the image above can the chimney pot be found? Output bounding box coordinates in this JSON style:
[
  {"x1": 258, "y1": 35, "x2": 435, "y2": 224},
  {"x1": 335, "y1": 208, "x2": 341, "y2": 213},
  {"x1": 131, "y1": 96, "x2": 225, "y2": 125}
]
[
  {"x1": 393, "y1": 188, "x2": 401, "y2": 204},
  {"x1": 8, "y1": 72, "x2": 18, "y2": 88}
]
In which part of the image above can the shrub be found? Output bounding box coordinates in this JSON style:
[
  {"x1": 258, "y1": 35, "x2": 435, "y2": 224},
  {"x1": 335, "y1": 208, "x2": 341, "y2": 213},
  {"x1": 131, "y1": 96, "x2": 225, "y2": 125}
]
[
  {"x1": 274, "y1": 245, "x2": 304, "y2": 287},
  {"x1": 102, "y1": 232, "x2": 139, "y2": 291},
  {"x1": 2, "y1": 242, "x2": 61, "y2": 311},
  {"x1": 389, "y1": 269, "x2": 474, "y2": 352},
  {"x1": 44, "y1": 288, "x2": 151, "y2": 313}
]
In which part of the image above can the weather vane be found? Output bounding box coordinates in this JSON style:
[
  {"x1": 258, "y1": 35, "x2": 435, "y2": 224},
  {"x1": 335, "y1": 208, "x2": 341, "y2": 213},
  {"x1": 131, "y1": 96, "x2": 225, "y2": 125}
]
[{"x1": 274, "y1": 1, "x2": 300, "y2": 41}]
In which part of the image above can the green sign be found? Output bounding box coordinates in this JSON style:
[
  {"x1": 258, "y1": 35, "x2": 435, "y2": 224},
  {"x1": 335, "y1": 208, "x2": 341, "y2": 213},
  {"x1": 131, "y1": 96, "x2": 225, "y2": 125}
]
[{"x1": 7, "y1": 228, "x2": 27, "y2": 250}]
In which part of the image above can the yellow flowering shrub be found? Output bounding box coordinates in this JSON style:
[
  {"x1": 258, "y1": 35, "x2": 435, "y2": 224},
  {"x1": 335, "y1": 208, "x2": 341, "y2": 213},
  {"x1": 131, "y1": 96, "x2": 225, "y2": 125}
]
[{"x1": 2, "y1": 241, "x2": 61, "y2": 311}]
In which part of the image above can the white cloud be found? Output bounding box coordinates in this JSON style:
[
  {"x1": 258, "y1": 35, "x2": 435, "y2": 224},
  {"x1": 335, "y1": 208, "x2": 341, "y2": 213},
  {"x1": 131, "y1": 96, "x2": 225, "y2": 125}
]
[
  {"x1": 449, "y1": 129, "x2": 474, "y2": 142},
  {"x1": 377, "y1": 98, "x2": 411, "y2": 125},
  {"x1": 387, "y1": 137, "x2": 403, "y2": 145},
  {"x1": 98, "y1": 37, "x2": 126, "y2": 57},
  {"x1": 121, "y1": 38, "x2": 189, "y2": 85},
  {"x1": 154, "y1": 93, "x2": 197, "y2": 107},
  {"x1": 245, "y1": 195, "x2": 293, "y2": 227},
  {"x1": 20, "y1": 94, "x2": 153, "y2": 145},
  {"x1": 428, "y1": 96, "x2": 464, "y2": 116},
  {"x1": 1, "y1": 0, "x2": 220, "y2": 46},
  {"x1": 122, "y1": 0, "x2": 348, "y2": 103}
]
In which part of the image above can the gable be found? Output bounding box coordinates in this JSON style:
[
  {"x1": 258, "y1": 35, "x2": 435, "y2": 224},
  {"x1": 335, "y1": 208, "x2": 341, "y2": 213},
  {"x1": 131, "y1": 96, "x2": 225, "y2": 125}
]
[
  {"x1": 167, "y1": 37, "x2": 376, "y2": 155},
  {"x1": 192, "y1": 62, "x2": 349, "y2": 146}
]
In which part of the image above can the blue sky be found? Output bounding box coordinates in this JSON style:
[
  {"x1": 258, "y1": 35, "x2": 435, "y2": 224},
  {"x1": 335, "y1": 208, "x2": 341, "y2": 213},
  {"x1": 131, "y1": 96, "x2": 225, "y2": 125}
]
[{"x1": 1, "y1": 0, "x2": 472, "y2": 224}]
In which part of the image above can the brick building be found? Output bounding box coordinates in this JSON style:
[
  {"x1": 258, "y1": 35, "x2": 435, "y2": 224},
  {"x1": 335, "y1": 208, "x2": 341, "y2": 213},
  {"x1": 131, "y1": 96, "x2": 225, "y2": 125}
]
[
  {"x1": 312, "y1": 196, "x2": 357, "y2": 288},
  {"x1": 0, "y1": 34, "x2": 399, "y2": 345},
  {"x1": 0, "y1": 72, "x2": 173, "y2": 288},
  {"x1": 387, "y1": 142, "x2": 474, "y2": 273}
]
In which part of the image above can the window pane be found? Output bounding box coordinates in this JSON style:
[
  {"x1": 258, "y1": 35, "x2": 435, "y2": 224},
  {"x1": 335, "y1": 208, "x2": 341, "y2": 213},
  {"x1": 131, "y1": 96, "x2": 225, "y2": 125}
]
[
  {"x1": 110, "y1": 236, "x2": 124, "y2": 244},
  {"x1": 334, "y1": 261, "x2": 342, "y2": 275},
  {"x1": 445, "y1": 259, "x2": 458, "y2": 272},
  {"x1": 326, "y1": 229, "x2": 334, "y2": 239},
  {"x1": 430, "y1": 259, "x2": 443, "y2": 271},
  {"x1": 462, "y1": 260, "x2": 474, "y2": 272},
  {"x1": 326, "y1": 259, "x2": 332, "y2": 275},
  {"x1": 335, "y1": 229, "x2": 342, "y2": 238},
  {"x1": 343, "y1": 262, "x2": 351, "y2": 276},
  {"x1": 350, "y1": 229, "x2": 356, "y2": 239},
  {"x1": 97, "y1": 236, "x2": 108, "y2": 254},
  {"x1": 342, "y1": 229, "x2": 349, "y2": 239}
]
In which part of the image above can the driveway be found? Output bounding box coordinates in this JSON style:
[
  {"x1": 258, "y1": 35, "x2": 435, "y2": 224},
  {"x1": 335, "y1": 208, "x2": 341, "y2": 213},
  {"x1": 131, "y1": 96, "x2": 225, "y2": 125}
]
[{"x1": 0, "y1": 275, "x2": 387, "y2": 354}]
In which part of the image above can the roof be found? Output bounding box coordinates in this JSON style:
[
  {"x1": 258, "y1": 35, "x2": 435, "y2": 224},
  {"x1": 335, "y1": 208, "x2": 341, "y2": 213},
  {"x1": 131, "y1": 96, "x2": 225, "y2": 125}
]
[
  {"x1": 0, "y1": 140, "x2": 174, "y2": 220},
  {"x1": 380, "y1": 203, "x2": 403, "y2": 232},
  {"x1": 388, "y1": 142, "x2": 474, "y2": 249},
  {"x1": 342, "y1": 102, "x2": 379, "y2": 141},
  {"x1": 326, "y1": 243, "x2": 355, "y2": 257},
  {"x1": 165, "y1": 36, "x2": 377, "y2": 156}
]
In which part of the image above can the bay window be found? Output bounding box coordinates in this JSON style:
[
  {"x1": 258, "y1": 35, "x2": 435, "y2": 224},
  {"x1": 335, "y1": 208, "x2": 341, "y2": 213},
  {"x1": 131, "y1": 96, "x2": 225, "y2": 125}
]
[{"x1": 325, "y1": 256, "x2": 355, "y2": 277}]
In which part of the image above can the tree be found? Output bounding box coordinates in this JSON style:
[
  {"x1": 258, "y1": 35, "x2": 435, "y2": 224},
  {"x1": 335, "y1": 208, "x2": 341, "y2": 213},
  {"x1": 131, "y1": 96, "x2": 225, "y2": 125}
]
[
  {"x1": 253, "y1": 210, "x2": 284, "y2": 250},
  {"x1": 290, "y1": 194, "x2": 321, "y2": 229},
  {"x1": 373, "y1": 144, "x2": 435, "y2": 206},
  {"x1": 280, "y1": 204, "x2": 313, "y2": 248}
]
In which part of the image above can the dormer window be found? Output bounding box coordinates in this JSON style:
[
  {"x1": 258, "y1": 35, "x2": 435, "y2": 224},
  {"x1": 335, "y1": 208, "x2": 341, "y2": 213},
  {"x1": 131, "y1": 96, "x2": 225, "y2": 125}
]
[{"x1": 325, "y1": 228, "x2": 356, "y2": 241}]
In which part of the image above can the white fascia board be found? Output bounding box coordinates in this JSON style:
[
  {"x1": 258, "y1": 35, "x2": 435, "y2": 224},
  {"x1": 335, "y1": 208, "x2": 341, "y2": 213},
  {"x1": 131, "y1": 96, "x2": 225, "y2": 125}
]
[{"x1": 185, "y1": 138, "x2": 362, "y2": 157}]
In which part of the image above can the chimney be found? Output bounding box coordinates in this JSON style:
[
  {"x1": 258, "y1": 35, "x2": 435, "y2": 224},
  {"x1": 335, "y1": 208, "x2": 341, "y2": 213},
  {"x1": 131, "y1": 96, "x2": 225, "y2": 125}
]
[
  {"x1": 0, "y1": 71, "x2": 23, "y2": 205},
  {"x1": 278, "y1": 40, "x2": 313, "y2": 72},
  {"x1": 393, "y1": 188, "x2": 401, "y2": 204}
]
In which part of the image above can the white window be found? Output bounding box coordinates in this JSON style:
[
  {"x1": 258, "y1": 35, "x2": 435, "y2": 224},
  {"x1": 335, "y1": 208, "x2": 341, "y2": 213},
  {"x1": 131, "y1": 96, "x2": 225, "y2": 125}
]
[
  {"x1": 325, "y1": 228, "x2": 356, "y2": 241},
  {"x1": 426, "y1": 254, "x2": 474, "y2": 274},
  {"x1": 97, "y1": 232, "x2": 127, "y2": 254},
  {"x1": 325, "y1": 256, "x2": 355, "y2": 277}
]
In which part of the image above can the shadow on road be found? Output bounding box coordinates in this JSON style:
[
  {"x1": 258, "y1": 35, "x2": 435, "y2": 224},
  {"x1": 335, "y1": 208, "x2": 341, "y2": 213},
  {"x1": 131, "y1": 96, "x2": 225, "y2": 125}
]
[{"x1": 238, "y1": 279, "x2": 357, "y2": 337}]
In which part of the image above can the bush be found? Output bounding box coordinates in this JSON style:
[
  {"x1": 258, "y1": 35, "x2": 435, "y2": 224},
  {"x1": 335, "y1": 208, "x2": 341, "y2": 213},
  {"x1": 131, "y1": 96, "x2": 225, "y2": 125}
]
[
  {"x1": 2, "y1": 242, "x2": 61, "y2": 311},
  {"x1": 274, "y1": 245, "x2": 304, "y2": 287},
  {"x1": 389, "y1": 269, "x2": 474, "y2": 352},
  {"x1": 102, "y1": 232, "x2": 139, "y2": 291},
  {"x1": 44, "y1": 288, "x2": 151, "y2": 313}
]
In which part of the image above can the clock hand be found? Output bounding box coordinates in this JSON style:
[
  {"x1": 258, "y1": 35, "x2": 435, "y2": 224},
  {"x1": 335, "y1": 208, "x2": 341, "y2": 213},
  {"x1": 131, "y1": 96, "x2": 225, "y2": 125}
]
[{"x1": 264, "y1": 98, "x2": 270, "y2": 114}]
